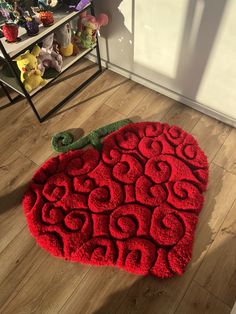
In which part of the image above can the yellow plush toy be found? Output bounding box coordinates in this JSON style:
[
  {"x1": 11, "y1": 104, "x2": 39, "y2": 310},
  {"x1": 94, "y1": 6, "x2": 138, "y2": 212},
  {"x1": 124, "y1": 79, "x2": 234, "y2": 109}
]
[
  {"x1": 59, "y1": 43, "x2": 74, "y2": 57},
  {"x1": 14, "y1": 45, "x2": 47, "y2": 93},
  {"x1": 54, "y1": 23, "x2": 74, "y2": 57}
]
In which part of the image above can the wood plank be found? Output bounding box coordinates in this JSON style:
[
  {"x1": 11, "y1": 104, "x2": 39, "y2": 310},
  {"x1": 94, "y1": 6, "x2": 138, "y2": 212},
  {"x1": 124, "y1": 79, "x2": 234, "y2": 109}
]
[
  {"x1": 0, "y1": 210, "x2": 90, "y2": 312},
  {"x1": 160, "y1": 102, "x2": 202, "y2": 131},
  {"x1": 105, "y1": 80, "x2": 150, "y2": 116},
  {"x1": 193, "y1": 164, "x2": 236, "y2": 248},
  {"x1": 1, "y1": 251, "x2": 90, "y2": 314},
  {"x1": 191, "y1": 115, "x2": 232, "y2": 162},
  {"x1": 77, "y1": 103, "x2": 125, "y2": 132},
  {"x1": 0, "y1": 99, "x2": 30, "y2": 159},
  {"x1": 129, "y1": 90, "x2": 175, "y2": 122},
  {"x1": 0, "y1": 227, "x2": 46, "y2": 309},
  {"x1": 62, "y1": 66, "x2": 127, "y2": 115},
  {"x1": 0, "y1": 151, "x2": 37, "y2": 253},
  {"x1": 214, "y1": 128, "x2": 236, "y2": 175},
  {"x1": 0, "y1": 116, "x2": 38, "y2": 165},
  {"x1": 175, "y1": 281, "x2": 230, "y2": 314},
  {"x1": 194, "y1": 199, "x2": 236, "y2": 307},
  {"x1": 60, "y1": 267, "x2": 139, "y2": 314},
  {"x1": 60, "y1": 59, "x2": 99, "y2": 89}
]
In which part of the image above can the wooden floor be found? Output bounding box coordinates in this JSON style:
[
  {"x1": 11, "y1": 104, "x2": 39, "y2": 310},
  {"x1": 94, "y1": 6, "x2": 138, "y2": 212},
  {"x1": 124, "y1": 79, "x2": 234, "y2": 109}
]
[{"x1": 0, "y1": 60, "x2": 236, "y2": 314}]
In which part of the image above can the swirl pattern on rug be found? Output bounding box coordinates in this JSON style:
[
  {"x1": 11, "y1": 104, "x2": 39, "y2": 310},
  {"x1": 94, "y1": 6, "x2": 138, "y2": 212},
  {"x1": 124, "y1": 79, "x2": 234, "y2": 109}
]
[{"x1": 22, "y1": 122, "x2": 208, "y2": 278}]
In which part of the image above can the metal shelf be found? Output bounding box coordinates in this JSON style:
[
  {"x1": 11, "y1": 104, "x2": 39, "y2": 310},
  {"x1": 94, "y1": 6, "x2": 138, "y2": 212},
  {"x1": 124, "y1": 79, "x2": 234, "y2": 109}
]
[
  {"x1": 0, "y1": 44, "x2": 97, "y2": 96},
  {"x1": 0, "y1": 4, "x2": 90, "y2": 59},
  {"x1": 0, "y1": 1, "x2": 103, "y2": 123}
]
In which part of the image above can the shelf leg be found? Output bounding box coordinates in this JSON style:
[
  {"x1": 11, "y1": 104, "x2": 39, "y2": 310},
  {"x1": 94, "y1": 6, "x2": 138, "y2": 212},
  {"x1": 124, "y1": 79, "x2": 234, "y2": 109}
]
[
  {"x1": 90, "y1": 1, "x2": 103, "y2": 72},
  {"x1": 40, "y1": 67, "x2": 102, "y2": 122},
  {"x1": 25, "y1": 94, "x2": 42, "y2": 123},
  {"x1": 0, "y1": 41, "x2": 42, "y2": 122},
  {"x1": 0, "y1": 81, "x2": 13, "y2": 103}
]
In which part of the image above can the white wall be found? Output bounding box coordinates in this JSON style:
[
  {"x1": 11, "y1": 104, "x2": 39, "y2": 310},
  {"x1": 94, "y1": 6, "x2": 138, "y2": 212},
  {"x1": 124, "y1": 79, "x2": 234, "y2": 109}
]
[{"x1": 94, "y1": 0, "x2": 236, "y2": 126}]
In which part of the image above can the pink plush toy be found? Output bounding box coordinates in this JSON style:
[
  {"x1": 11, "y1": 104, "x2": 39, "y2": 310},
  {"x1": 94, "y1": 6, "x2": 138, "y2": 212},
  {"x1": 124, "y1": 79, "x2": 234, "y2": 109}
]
[
  {"x1": 84, "y1": 14, "x2": 109, "y2": 30},
  {"x1": 76, "y1": 13, "x2": 109, "y2": 49},
  {"x1": 38, "y1": 33, "x2": 63, "y2": 75}
]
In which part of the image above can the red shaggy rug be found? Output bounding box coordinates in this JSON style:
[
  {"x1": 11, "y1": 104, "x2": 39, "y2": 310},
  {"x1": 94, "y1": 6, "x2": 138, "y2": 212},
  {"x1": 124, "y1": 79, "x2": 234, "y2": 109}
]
[{"x1": 23, "y1": 121, "x2": 208, "y2": 278}]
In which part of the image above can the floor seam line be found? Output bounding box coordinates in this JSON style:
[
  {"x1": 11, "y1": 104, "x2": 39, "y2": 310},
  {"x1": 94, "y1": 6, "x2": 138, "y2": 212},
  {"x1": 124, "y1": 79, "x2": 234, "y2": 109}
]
[
  {"x1": 192, "y1": 279, "x2": 233, "y2": 309},
  {"x1": 16, "y1": 149, "x2": 40, "y2": 167},
  {"x1": 173, "y1": 196, "x2": 236, "y2": 314}
]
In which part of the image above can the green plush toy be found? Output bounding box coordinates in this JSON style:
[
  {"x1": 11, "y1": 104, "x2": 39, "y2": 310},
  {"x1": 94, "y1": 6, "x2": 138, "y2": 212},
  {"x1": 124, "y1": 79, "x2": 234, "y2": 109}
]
[{"x1": 76, "y1": 13, "x2": 109, "y2": 49}]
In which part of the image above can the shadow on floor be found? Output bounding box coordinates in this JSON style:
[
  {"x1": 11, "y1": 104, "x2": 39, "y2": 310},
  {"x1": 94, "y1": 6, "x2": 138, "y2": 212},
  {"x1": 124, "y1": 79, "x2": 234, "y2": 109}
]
[
  {"x1": 92, "y1": 226, "x2": 235, "y2": 314},
  {"x1": 50, "y1": 79, "x2": 129, "y2": 118},
  {"x1": 0, "y1": 183, "x2": 28, "y2": 215}
]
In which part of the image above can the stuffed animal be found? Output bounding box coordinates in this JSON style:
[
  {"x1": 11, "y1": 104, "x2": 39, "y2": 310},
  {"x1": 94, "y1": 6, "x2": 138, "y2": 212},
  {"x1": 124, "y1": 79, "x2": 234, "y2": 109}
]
[
  {"x1": 14, "y1": 45, "x2": 47, "y2": 93},
  {"x1": 38, "y1": 0, "x2": 59, "y2": 10},
  {"x1": 38, "y1": 33, "x2": 63, "y2": 75},
  {"x1": 39, "y1": 11, "x2": 54, "y2": 27},
  {"x1": 31, "y1": 8, "x2": 54, "y2": 27},
  {"x1": 54, "y1": 23, "x2": 74, "y2": 57},
  {"x1": 70, "y1": 0, "x2": 91, "y2": 11},
  {"x1": 76, "y1": 13, "x2": 109, "y2": 49}
]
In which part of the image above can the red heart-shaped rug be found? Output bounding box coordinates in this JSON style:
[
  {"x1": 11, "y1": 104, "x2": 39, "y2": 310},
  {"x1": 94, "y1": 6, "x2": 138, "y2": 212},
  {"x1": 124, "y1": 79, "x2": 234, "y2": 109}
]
[{"x1": 23, "y1": 121, "x2": 208, "y2": 278}]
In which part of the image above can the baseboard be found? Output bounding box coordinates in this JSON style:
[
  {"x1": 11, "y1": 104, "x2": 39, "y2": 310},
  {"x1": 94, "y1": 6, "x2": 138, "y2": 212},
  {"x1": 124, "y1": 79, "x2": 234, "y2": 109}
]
[{"x1": 87, "y1": 54, "x2": 236, "y2": 128}]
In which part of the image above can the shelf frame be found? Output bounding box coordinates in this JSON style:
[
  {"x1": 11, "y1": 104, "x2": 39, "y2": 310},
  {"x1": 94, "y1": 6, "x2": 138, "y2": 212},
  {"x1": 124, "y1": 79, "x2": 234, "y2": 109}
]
[
  {"x1": 0, "y1": 1, "x2": 103, "y2": 123},
  {"x1": 0, "y1": 80, "x2": 13, "y2": 103},
  {"x1": 0, "y1": 3, "x2": 91, "y2": 59}
]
